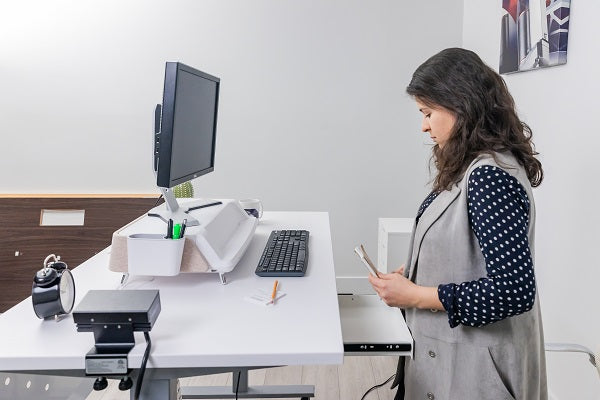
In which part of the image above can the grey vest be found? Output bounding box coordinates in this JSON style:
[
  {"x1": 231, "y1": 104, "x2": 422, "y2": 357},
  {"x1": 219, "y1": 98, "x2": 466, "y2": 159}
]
[{"x1": 395, "y1": 152, "x2": 547, "y2": 400}]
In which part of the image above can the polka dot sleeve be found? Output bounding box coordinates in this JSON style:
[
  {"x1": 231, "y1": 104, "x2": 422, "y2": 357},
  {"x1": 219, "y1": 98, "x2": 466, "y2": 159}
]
[{"x1": 437, "y1": 165, "x2": 537, "y2": 328}]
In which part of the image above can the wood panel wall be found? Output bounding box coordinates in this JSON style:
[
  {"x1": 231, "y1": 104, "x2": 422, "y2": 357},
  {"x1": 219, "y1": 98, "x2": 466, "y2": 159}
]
[{"x1": 0, "y1": 195, "x2": 161, "y2": 313}]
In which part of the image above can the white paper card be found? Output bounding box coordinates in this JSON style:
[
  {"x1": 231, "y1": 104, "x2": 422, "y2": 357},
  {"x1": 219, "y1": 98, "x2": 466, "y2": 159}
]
[{"x1": 245, "y1": 288, "x2": 286, "y2": 306}]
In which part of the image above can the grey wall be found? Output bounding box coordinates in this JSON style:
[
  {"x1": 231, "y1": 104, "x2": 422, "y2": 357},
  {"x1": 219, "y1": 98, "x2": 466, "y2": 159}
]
[{"x1": 0, "y1": 0, "x2": 464, "y2": 276}]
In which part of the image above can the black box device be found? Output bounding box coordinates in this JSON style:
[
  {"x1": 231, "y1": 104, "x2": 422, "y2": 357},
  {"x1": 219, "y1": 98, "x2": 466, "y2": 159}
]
[
  {"x1": 73, "y1": 290, "x2": 161, "y2": 331},
  {"x1": 73, "y1": 290, "x2": 161, "y2": 376}
]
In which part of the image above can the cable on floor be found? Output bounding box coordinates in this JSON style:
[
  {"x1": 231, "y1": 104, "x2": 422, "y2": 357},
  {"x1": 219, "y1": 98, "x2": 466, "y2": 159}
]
[
  {"x1": 360, "y1": 373, "x2": 396, "y2": 400},
  {"x1": 235, "y1": 370, "x2": 241, "y2": 400}
]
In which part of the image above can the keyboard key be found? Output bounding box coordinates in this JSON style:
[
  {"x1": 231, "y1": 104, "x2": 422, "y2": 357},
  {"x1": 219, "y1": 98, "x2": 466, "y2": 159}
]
[{"x1": 297, "y1": 250, "x2": 306, "y2": 262}]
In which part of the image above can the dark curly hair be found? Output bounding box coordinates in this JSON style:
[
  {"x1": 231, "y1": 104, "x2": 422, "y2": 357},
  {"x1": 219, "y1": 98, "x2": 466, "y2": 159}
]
[{"x1": 406, "y1": 48, "x2": 543, "y2": 191}]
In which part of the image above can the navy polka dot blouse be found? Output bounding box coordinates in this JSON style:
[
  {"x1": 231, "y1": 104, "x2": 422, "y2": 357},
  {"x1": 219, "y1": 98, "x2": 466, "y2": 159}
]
[{"x1": 418, "y1": 165, "x2": 536, "y2": 328}]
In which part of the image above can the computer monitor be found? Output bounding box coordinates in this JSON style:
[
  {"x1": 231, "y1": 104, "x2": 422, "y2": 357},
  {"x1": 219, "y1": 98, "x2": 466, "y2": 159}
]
[{"x1": 150, "y1": 62, "x2": 220, "y2": 226}]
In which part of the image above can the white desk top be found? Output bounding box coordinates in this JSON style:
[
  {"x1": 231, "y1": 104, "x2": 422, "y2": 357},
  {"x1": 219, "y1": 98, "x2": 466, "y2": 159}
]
[{"x1": 0, "y1": 212, "x2": 344, "y2": 372}]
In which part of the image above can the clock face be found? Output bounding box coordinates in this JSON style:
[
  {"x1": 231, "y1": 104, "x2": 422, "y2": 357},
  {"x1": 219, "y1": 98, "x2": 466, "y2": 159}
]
[{"x1": 59, "y1": 269, "x2": 75, "y2": 313}]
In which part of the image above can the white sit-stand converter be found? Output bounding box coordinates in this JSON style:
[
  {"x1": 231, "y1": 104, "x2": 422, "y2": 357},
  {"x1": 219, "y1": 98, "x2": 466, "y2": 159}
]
[{"x1": 109, "y1": 198, "x2": 258, "y2": 284}]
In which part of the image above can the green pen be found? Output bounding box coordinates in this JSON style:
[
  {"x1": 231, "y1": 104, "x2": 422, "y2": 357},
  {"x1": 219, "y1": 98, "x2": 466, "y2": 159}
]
[{"x1": 172, "y1": 223, "x2": 182, "y2": 239}]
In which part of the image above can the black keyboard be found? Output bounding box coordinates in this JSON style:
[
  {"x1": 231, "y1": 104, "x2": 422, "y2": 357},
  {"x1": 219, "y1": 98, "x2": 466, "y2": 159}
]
[{"x1": 255, "y1": 230, "x2": 309, "y2": 277}]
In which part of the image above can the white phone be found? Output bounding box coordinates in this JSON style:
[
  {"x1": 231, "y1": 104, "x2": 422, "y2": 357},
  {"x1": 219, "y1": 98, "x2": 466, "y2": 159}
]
[{"x1": 353, "y1": 245, "x2": 380, "y2": 278}]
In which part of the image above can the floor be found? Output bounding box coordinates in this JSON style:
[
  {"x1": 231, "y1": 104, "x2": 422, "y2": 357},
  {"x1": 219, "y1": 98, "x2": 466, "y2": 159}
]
[{"x1": 85, "y1": 356, "x2": 399, "y2": 400}]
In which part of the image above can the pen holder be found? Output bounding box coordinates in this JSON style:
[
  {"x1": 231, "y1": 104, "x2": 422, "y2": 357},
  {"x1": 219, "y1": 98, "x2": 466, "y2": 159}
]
[{"x1": 127, "y1": 234, "x2": 185, "y2": 276}]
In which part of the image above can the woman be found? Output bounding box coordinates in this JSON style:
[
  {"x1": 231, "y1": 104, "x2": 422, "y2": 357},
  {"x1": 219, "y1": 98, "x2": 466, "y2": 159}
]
[{"x1": 369, "y1": 48, "x2": 547, "y2": 400}]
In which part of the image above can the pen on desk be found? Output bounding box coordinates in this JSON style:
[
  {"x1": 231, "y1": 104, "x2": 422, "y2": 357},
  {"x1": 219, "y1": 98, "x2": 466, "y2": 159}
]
[
  {"x1": 166, "y1": 218, "x2": 173, "y2": 239},
  {"x1": 180, "y1": 219, "x2": 187, "y2": 238},
  {"x1": 270, "y1": 280, "x2": 279, "y2": 304}
]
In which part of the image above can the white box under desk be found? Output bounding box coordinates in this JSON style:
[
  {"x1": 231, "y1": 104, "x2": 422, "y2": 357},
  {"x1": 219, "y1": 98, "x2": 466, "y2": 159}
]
[{"x1": 338, "y1": 294, "x2": 413, "y2": 357}]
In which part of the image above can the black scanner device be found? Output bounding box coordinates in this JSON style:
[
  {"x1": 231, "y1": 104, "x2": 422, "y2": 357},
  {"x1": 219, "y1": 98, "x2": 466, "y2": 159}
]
[{"x1": 73, "y1": 290, "x2": 161, "y2": 376}]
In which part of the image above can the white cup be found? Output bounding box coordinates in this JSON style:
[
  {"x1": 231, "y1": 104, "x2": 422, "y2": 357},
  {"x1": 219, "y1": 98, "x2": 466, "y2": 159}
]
[
  {"x1": 127, "y1": 234, "x2": 185, "y2": 276},
  {"x1": 239, "y1": 198, "x2": 263, "y2": 218}
]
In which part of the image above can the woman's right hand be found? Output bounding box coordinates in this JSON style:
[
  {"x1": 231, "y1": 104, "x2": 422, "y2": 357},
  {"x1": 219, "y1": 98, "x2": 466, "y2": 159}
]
[
  {"x1": 368, "y1": 270, "x2": 419, "y2": 308},
  {"x1": 368, "y1": 268, "x2": 444, "y2": 310}
]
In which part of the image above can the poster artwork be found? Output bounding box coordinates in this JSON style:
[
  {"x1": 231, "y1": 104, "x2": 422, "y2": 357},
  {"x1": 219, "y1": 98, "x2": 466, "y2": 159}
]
[{"x1": 500, "y1": 0, "x2": 571, "y2": 74}]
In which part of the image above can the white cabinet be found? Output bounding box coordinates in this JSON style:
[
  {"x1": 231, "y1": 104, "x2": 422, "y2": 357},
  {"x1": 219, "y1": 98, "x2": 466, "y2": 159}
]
[{"x1": 377, "y1": 218, "x2": 413, "y2": 273}]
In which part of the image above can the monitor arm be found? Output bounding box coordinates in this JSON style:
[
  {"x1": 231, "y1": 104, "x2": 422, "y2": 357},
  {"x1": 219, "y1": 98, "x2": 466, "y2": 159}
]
[{"x1": 148, "y1": 187, "x2": 200, "y2": 227}]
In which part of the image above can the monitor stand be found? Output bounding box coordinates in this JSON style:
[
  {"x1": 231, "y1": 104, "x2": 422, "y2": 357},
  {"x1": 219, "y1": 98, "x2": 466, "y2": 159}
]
[{"x1": 147, "y1": 187, "x2": 212, "y2": 226}]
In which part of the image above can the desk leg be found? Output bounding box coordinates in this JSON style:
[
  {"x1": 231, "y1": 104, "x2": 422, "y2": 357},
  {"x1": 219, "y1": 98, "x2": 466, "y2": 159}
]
[
  {"x1": 232, "y1": 369, "x2": 248, "y2": 392},
  {"x1": 181, "y1": 369, "x2": 314, "y2": 399},
  {"x1": 133, "y1": 376, "x2": 179, "y2": 400}
]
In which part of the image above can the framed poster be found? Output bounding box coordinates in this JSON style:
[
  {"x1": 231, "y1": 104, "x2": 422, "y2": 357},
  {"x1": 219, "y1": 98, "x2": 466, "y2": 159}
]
[{"x1": 500, "y1": 0, "x2": 571, "y2": 74}]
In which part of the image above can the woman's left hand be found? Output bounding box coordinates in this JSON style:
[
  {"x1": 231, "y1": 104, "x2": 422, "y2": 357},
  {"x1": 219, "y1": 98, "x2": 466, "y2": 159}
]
[{"x1": 368, "y1": 272, "x2": 420, "y2": 308}]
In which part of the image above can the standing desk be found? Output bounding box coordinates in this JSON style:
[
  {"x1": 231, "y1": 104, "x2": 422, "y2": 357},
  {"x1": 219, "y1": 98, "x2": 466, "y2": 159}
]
[{"x1": 0, "y1": 211, "x2": 344, "y2": 399}]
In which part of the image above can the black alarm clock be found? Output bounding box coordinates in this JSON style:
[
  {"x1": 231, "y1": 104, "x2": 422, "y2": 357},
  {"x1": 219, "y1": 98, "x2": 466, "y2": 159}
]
[{"x1": 32, "y1": 254, "x2": 76, "y2": 319}]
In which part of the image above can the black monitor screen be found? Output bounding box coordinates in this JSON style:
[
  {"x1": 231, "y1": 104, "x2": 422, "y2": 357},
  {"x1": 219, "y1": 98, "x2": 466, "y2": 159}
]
[{"x1": 156, "y1": 62, "x2": 219, "y2": 188}]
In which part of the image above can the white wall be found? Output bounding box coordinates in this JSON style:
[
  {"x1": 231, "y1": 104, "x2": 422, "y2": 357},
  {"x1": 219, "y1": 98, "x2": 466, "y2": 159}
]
[
  {"x1": 463, "y1": 2, "x2": 600, "y2": 399},
  {"x1": 0, "y1": 1, "x2": 463, "y2": 278}
]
